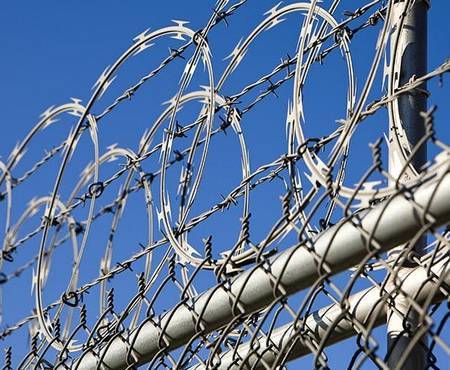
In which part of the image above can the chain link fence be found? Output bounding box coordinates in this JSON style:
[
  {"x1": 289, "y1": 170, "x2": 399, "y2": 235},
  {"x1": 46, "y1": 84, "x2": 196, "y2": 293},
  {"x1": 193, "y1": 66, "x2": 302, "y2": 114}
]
[{"x1": 0, "y1": 0, "x2": 448, "y2": 369}]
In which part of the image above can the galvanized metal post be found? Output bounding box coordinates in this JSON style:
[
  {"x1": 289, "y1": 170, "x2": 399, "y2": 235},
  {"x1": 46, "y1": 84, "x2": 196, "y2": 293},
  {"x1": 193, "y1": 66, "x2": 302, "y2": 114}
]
[{"x1": 387, "y1": 0, "x2": 428, "y2": 368}]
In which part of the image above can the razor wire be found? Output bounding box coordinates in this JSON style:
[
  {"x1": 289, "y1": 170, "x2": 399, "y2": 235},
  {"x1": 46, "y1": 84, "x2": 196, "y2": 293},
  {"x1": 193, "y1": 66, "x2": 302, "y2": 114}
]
[{"x1": 0, "y1": 0, "x2": 449, "y2": 369}]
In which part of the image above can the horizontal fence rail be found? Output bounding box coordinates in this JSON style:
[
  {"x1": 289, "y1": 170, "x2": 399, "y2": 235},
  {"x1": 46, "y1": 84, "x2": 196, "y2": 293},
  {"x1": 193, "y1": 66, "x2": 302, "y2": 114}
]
[
  {"x1": 191, "y1": 254, "x2": 450, "y2": 369},
  {"x1": 1, "y1": 1, "x2": 449, "y2": 369},
  {"x1": 72, "y1": 158, "x2": 450, "y2": 369}
]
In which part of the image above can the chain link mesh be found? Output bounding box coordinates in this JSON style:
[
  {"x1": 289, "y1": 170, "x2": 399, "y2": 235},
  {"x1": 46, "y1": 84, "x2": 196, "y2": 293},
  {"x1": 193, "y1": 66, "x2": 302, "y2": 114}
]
[{"x1": 0, "y1": 0, "x2": 448, "y2": 369}]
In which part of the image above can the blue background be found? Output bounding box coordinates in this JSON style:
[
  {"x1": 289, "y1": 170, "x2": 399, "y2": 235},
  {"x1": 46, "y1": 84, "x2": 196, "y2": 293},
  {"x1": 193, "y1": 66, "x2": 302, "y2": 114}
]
[{"x1": 0, "y1": 0, "x2": 449, "y2": 368}]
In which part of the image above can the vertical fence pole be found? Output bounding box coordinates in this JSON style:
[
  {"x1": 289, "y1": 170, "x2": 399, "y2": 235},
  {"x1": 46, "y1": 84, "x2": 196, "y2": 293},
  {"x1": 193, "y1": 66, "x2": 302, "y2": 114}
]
[{"x1": 387, "y1": 0, "x2": 428, "y2": 368}]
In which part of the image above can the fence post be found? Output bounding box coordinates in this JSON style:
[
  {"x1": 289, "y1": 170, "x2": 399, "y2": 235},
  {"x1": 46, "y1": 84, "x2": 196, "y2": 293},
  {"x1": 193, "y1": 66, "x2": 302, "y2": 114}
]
[{"x1": 387, "y1": 0, "x2": 429, "y2": 368}]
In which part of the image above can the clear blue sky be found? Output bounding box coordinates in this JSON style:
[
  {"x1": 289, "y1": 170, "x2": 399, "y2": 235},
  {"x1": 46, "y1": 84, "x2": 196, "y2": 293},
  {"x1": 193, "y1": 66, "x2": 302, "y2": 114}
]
[{"x1": 0, "y1": 1, "x2": 449, "y2": 368}]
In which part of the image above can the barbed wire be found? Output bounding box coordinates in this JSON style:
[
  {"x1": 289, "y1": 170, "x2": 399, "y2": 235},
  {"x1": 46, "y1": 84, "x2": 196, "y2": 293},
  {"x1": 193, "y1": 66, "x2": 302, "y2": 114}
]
[{"x1": 0, "y1": 0, "x2": 449, "y2": 369}]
